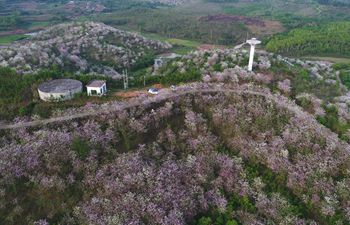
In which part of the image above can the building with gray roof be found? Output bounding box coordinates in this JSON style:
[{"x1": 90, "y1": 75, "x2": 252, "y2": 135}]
[{"x1": 38, "y1": 79, "x2": 83, "y2": 101}]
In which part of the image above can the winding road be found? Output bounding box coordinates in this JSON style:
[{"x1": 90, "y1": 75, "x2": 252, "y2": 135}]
[{"x1": 0, "y1": 86, "x2": 302, "y2": 131}]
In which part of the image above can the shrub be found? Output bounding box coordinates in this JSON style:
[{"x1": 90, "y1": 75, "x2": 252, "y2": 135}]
[
  {"x1": 161, "y1": 68, "x2": 201, "y2": 84},
  {"x1": 213, "y1": 63, "x2": 222, "y2": 72},
  {"x1": 32, "y1": 103, "x2": 52, "y2": 118},
  {"x1": 339, "y1": 71, "x2": 350, "y2": 89},
  {"x1": 296, "y1": 97, "x2": 314, "y2": 113},
  {"x1": 197, "y1": 217, "x2": 212, "y2": 225},
  {"x1": 71, "y1": 137, "x2": 90, "y2": 159},
  {"x1": 226, "y1": 220, "x2": 238, "y2": 225},
  {"x1": 316, "y1": 104, "x2": 350, "y2": 141},
  {"x1": 333, "y1": 63, "x2": 350, "y2": 71}
]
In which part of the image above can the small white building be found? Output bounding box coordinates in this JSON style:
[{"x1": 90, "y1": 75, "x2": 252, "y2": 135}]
[{"x1": 86, "y1": 80, "x2": 107, "y2": 96}]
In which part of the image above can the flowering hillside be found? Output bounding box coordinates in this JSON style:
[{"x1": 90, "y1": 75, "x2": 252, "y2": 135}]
[
  {"x1": 141, "y1": 0, "x2": 189, "y2": 5},
  {"x1": 1, "y1": 82, "x2": 350, "y2": 224},
  {"x1": 1, "y1": 1, "x2": 350, "y2": 224},
  {"x1": 156, "y1": 48, "x2": 350, "y2": 141},
  {"x1": 0, "y1": 22, "x2": 171, "y2": 76}
]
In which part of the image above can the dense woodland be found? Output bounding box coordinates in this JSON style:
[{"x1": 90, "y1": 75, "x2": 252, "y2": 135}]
[
  {"x1": 317, "y1": 0, "x2": 350, "y2": 6},
  {"x1": 95, "y1": 9, "x2": 249, "y2": 45},
  {"x1": 0, "y1": 13, "x2": 21, "y2": 31},
  {"x1": 266, "y1": 22, "x2": 350, "y2": 57}
]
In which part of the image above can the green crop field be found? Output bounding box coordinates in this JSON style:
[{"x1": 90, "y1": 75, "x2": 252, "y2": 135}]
[{"x1": 0, "y1": 34, "x2": 28, "y2": 44}]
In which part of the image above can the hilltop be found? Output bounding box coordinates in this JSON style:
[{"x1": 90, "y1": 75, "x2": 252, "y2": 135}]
[
  {"x1": 0, "y1": 21, "x2": 171, "y2": 76},
  {"x1": 1, "y1": 81, "x2": 350, "y2": 224}
]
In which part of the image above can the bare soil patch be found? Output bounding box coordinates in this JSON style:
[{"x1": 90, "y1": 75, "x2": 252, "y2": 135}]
[
  {"x1": 200, "y1": 14, "x2": 265, "y2": 26},
  {"x1": 114, "y1": 90, "x2": 147, "y2": 99},
  {"x1": 199, "y1": 14, "x2": 284, "y2": 36},
  {"x1": 247, "y1": 20, "x2": 284, "y2": 36},
  {"x1": 197, "y1": 44, "x2": 227, "y2": 51}
]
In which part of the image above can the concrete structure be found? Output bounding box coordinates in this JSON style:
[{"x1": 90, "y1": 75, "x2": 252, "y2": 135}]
[
  {"x1": 38, "y1": 79, "x2": 83, "y2": 102},
  {"x1": 246, "y1": 38, "x2": 261, "y2": 72},
  {"x1": 154, "y1": 53, "x2": 181, "y2": 71},
  {"x1": 86, "y1": 80, "x2": 107, "y2": 96}
]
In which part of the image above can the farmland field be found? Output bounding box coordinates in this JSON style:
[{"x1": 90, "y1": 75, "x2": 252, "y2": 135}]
[{"x1": 0, "y1": 34, "x2": 27, "y2": 44}]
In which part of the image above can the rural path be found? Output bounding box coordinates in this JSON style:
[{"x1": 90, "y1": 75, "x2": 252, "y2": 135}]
[
  {"x1": 0, "y1": 86, "x2": 298, "y2": 131},
  {"x1": 234, "y1": 42, "x2": 246, "y2": 50}
]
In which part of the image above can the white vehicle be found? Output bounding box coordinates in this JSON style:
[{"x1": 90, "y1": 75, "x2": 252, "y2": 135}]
[{"x1": 148, "y1": 88, "x2": 159, "y2": 95}]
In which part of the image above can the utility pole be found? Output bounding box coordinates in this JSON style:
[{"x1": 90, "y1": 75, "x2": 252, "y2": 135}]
[{"x1": 123, "y1": 69, "x2": 129, "y2": 90}]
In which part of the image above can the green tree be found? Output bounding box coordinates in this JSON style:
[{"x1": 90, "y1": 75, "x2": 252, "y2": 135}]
[
  {"x1": 197, "y1": 217, "x2": 212, "y2": 225},
  {"x1": 71, "y1": 137, "x2": 90, "y2": 159}
]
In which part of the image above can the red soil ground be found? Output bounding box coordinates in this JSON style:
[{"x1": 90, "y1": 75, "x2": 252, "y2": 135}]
[{"x1": 199, "y1": 14, "x2": 284, "y2": 36}]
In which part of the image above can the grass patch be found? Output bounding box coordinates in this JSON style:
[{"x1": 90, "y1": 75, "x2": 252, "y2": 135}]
[
  {"x1": 303, "y1": 56, "x2": 350, "y2": 64},
  {"x1": 0, "y1": 34, "x2": 28, "y2": 44},
  {"x1": 166, "y1": 38, "x2": 201, "y2": 54},
  {"x1": 141, "y1": 32, "x2": 201, "y2": 54},
  {"x1": 27, "y1": 21, "x2": 52, "y2": 29},
  {"x1": 72, "y1": 137, "x2": 91, "y2": 160},
  {"x1": 166, "y1": 38, "x2": 200, "y2": 48}
]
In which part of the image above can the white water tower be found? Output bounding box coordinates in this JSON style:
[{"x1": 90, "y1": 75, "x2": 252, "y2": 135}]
[{"x1": 246, "y1": 38, "x2": 261, "y2": 71}]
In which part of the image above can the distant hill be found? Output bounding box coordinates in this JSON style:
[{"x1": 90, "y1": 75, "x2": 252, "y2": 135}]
[
  {"x1": 141, "y1": 0, "x2": 189, "y2": 5},
  {"x1": 316, "y1": 0, "x2": 350, "y2": 6},
  {"x1": 0, "y1": 21, "x2": 171, "y2": 76}
]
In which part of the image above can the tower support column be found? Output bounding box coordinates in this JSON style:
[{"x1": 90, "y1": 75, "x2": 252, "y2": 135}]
[
  {"x1": 246, "y1": 38, "x2": 261, "y2": 72},
  {"x1": 248, "y1": 44, "x2": 256, "y2": 71}
]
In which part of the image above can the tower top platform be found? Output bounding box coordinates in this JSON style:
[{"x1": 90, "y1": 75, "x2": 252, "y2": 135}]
[{"x1": 246, "y1": 38, "x2": 261, "y2": 45}]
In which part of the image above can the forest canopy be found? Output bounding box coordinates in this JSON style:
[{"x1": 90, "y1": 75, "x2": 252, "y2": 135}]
[{"x1": 266, "y1": 22, "x2": 350, "y2": 57}]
